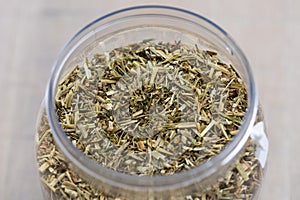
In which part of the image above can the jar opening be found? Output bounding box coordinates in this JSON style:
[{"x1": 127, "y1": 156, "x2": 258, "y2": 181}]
[{"x1": 45, "y1": 5, "x2": 258, "y2": 197}]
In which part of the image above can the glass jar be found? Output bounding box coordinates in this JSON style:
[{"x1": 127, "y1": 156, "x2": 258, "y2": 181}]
[{"x1": 35, "y1": 5, "x2": 269, "y2": 200}]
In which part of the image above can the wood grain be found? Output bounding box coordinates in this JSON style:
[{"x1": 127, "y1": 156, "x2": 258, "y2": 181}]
[{"x1": 0, "y1": 0, "x2": 297, "y2": 199}]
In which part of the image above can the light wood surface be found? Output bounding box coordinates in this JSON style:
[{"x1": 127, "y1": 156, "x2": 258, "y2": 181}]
[{"x1": 1, "y1": 0, "x2": 298, "y2": 199}]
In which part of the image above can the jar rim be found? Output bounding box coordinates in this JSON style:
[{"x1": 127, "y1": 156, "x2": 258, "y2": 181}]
[{"x1": 45, "y1": 5, "x2": 258, "y2": 196}]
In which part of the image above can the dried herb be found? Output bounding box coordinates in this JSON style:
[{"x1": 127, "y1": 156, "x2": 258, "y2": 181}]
[
  {"x1": 36, "y1": 40, "x2": 263, "y2": 199},
  {"x1": 37, "y1": 112, "x2": 262, "y2": 199},
  {"x1": 54, "y1": 40, "x2": 248, "y2": 175}
]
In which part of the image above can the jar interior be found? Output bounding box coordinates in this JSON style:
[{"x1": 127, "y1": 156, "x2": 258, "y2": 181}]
[{"x1": 46, "y1": 7, "x2": 257, "y2": 198}]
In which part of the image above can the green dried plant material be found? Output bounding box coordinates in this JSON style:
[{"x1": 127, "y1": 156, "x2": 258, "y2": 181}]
[
  {"x1": 36, "y1": 40, "x2": 262, "y2": 199},
  {"x1": 54, "y1": 40, "x2": 248, "y2": 175},
  {"x1": 37, "y1": 112, "x2": 262, "y2": 200}
]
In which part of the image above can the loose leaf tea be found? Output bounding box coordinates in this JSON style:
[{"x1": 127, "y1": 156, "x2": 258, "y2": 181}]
[
  {"x1": 37, "y1": 113, "x2": 262, "y2": 199},
  {"x1": 54, "y1": 40, "x2": 248, "y2": 175},
  {"x1": 37, "y1": 40, "x2": 263, "y2": 199}
]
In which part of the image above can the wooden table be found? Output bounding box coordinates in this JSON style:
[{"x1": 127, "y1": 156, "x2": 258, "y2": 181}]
[{"x1": 1, "y1": 0, "x2": 297, "y2": 199}]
